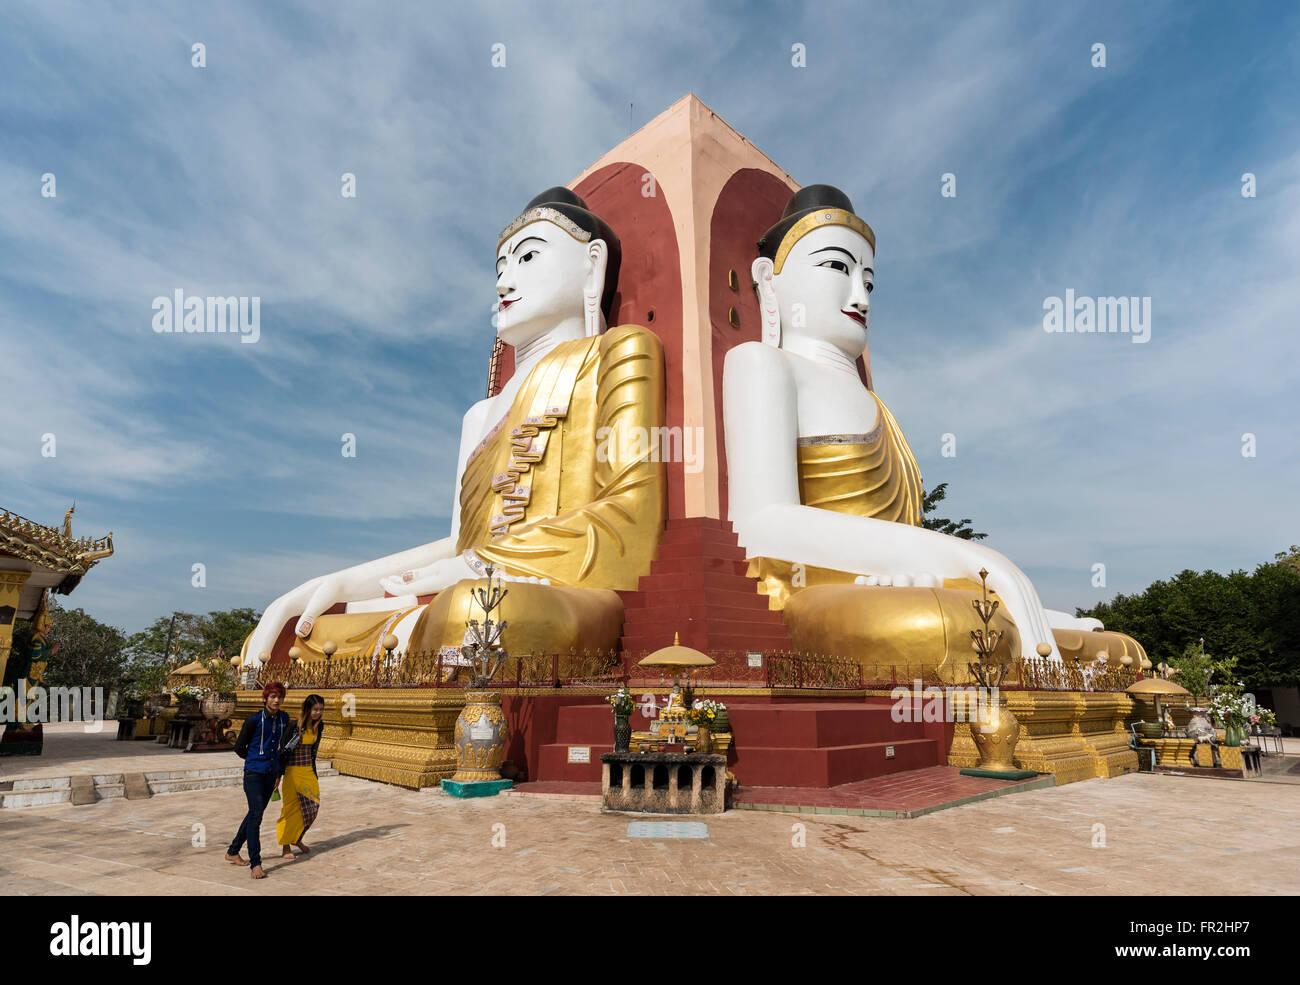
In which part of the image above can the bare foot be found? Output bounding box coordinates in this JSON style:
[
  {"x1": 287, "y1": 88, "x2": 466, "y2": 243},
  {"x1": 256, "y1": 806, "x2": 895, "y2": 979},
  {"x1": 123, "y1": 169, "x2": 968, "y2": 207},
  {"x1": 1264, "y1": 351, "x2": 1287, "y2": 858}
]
[
  {"x1": 281, "y1": 847, "x2": 294, "y2": 859},
  {"x1": 225, "y1": 853, "x2": 249, "y2": 867},
  {"x1": 251, "y1": 865, "x2": 267, "y2": 879},
  {"x1": 295, "y1": 842, "x2": 310, "y2": 854}
]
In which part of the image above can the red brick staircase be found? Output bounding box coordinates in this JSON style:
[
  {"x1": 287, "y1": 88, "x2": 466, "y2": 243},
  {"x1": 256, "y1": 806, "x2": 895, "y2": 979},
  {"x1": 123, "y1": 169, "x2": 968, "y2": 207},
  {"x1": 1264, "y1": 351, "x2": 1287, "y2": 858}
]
[
  {"x1": 619, "y1": 517, "x2": 792, "y2": 655},
  {"x1": 532, "y1": 520, "x2": 945, "y2": 789},
  {"x1": 725, "y1": 700, "x2": 943, "y2": 787},
  {"x1": 533, "y1": 698, "x2": 945, "y2": 787}
]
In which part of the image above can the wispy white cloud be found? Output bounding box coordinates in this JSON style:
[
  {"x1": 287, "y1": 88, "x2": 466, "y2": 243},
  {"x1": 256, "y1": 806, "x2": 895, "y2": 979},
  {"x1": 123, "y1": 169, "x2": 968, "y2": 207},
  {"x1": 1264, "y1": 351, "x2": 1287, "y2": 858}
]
[{"x1": 2, "y1": 0, "x2": 1295, "y2": 633}]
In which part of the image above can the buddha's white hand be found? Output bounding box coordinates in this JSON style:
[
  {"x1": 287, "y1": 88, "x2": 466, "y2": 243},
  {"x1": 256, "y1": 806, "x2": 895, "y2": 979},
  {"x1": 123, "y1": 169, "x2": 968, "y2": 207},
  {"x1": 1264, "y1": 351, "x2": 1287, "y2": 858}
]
[
  {"x1": 378, "y1": 555, "x2": 478, "y2": 596},
  {"x1": 378, "y1": 568, "x2": 423, "y2": 597},
  {"x1": 957, "y1": 546, "x2": 1060, "y2": 660},
  {"x1": 243, "y1": 577, "x2": 329, "y2": 666},
  {"x1": 496, "y1": 573, "x2": 552, "y2": 586},
  {"x1": 854, "y1": 573, "x2": 941, "y2": 588},
  {"x1": 380, "y1": 562, "x2": 551, "y2": 596}
]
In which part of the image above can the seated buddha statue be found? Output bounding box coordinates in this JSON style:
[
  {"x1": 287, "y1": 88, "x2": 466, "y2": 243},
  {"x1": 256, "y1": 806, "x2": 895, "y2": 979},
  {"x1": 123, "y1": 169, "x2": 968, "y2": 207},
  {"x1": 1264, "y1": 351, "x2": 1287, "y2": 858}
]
[
  {"x1": 722, "y1": 185, "x2": 1144, "y2": 677},
  {"x1": 241, "y1": 188, "x2": 666, "y2": 668}
]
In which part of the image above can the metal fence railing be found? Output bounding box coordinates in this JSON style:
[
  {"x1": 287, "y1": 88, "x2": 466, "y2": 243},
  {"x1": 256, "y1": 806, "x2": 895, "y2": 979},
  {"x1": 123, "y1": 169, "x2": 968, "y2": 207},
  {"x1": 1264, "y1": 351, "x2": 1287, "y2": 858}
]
[{"x1": 246, "y1": 648, "x2": 1139, "y2": 694}]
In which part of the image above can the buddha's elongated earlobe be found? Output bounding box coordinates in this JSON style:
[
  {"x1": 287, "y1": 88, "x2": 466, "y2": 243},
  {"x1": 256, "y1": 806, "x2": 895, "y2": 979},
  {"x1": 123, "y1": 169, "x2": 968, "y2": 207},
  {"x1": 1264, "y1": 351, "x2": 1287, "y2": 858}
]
[
  {"x1": 752, "y1": 257, "x2": 780, "y2": 347},
  {"x1": 583, "y1": 239, "x2": 609, "y2": 337}
]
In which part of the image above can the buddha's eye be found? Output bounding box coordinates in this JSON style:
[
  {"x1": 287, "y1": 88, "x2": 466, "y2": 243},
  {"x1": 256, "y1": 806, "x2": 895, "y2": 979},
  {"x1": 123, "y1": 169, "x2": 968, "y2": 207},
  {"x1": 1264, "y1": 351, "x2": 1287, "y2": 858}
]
[
  {"x1": 521, "y1": 250, "x2": 539, "y2": 263},
  {"x1": 817, "y1": 259, "x2": 850, "y2": 274},
  {"x1": 864, "y1": 278, "x2": 874, "y2": 294}
]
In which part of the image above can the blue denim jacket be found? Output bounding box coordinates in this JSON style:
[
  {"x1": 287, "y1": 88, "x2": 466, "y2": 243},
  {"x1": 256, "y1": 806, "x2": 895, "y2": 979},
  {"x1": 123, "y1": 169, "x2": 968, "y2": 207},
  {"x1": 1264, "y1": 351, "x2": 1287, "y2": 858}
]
[{"x1": 233, "y1": 709, "x2": 290, "y2": 774}]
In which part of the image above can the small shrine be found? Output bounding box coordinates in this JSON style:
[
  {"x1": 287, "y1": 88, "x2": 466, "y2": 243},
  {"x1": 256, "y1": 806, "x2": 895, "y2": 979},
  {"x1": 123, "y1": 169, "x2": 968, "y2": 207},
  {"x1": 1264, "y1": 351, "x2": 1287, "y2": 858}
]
[{"x1": 601, "y1": 635, "x2": 731, "y2": 814}]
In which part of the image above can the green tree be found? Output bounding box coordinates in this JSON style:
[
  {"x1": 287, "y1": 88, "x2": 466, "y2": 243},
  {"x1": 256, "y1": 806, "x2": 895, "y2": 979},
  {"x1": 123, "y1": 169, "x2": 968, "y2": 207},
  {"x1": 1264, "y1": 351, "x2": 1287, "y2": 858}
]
[
  {"x1": 201, "y1": 608, "x2": 261, "y2": 660},
  {"x1": 121, "y1": 608, "x2": 260, "y2": 668},
  {"x1": 1078, "y1": 554, "x2": 1300, "y2": 691},
  {"x1": 1167, "y1": 642, "x2": 1238, "y2": 701},
  {"x1": 122, "y1": 612, "x2": 205, "y2": 667},
  {"x1": 44, "y1": 606, "x2": 128, "y2": 692},
  {"x1": 921, "y1": 482, "x2": 987, "y2": 540}
]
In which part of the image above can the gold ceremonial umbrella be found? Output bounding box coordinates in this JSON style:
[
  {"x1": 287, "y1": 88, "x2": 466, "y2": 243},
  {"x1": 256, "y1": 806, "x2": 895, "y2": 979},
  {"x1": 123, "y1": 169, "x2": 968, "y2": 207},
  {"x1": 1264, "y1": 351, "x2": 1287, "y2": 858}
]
[
  {"x1": 1126, "y1": 676, "x2": 1191, "y2": 724},
  {"x1": 638, "y1": 632, "x2": 715, "y2": 693},
  {"x1": 637, "y1": 633, "x2": 716, "y2": 670}
]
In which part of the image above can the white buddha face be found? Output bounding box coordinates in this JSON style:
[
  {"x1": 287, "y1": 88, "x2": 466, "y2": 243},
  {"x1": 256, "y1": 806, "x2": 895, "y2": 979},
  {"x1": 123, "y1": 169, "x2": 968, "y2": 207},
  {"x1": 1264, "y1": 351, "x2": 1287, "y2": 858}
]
[
  {"x1": 771, "y1": 224, "x2": 874, "y2": 358},
  {"x1": 495, "y1": 219, "x2": 602, "y2": 348}
]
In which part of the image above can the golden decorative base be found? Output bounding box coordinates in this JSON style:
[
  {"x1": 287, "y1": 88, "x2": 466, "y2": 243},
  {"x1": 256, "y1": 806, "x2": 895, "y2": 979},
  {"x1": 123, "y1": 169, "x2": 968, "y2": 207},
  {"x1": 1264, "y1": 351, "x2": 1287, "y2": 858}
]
[
  {"x1": 236, "y1": 689, "x2": 466, "y2": 790},
  {"x1": 947, "y1": 691, "x2": 1137, "y2": 785}
]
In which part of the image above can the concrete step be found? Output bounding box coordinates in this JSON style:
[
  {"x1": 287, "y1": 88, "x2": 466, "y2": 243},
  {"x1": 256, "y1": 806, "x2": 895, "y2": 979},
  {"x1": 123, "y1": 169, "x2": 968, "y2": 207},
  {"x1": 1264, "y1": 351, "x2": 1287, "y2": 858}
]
[
  {"x1": 732, "y1": 738, "x2": 940, "y2": 788},
  {"x1": 145, "y1": 766, "x2": 243, "y2": 795},
  {"x1": 630, "y1": 556, "x2": 748, "y2": 578},
  {"x1": 0, "y1": 759, "x2": 342, "y2": 809},
  {"x1": 537, "y1": 741, "x2": 612, "y2": 783},
  {"x1": 554, "y1": 703, "x2": 626, "y2": 744},
  {"x1": 9, "y1": 776, "x2": 71, "y2": 792},
  {"x1": 1, "y1": 787, "x2": 72, "y2": 809},
  {"x1": 727, "y1": 702, "x2": 929, "y2": 747},
  {"x1": 147, "y1": 775, "x2": 244, "y2": 795}
]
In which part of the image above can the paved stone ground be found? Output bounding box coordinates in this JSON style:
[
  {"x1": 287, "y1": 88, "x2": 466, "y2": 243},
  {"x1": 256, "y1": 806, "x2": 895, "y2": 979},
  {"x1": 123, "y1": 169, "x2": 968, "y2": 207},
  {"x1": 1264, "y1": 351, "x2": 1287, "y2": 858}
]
[
  {"x1": 1, "y1": 769, "x2": 1296, "y2": 895},
  {"x1": 0, "y1": 723, "x2": 241, "y2": 782}
]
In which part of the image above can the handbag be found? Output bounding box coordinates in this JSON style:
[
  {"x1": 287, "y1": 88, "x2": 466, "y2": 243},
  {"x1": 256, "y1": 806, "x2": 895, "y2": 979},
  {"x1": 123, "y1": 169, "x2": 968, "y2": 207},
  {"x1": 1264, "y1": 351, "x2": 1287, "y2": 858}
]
[{"x1": 278, "y1": 725, "x2": 303, "y2": 771}]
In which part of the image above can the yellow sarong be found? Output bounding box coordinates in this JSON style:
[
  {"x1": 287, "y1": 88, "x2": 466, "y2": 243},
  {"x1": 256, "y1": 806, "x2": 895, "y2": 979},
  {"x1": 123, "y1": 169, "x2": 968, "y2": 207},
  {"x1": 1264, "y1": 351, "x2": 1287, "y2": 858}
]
[{"x1": 276, "y1": 728, "x2": 320, "y2": 845}]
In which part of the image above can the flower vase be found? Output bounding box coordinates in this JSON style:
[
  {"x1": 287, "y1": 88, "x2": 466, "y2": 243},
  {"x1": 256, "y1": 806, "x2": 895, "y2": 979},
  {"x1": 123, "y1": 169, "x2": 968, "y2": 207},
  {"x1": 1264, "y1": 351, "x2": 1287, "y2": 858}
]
[
  {"x1": 613, "y1": 715, "x2": 631, "y2": 753},
  {"x1": 452, "y1": 691, "x2": 509, "y2": 782},
  {"x1": 1186, "y1": 708, "x2": 1212, "y2": 734},
  {"x1": 713, "y1": 708, "x2": 730, "y2": 734},
  {"x1": 968, "y1": 693, "x2": 1021, "y2": 772},
  {"x1": 696, "y1": 725, "x2": 712, "y2": 754},
  {"x1": 1224, "y1": 726, "x2": 1243, "y2": 748}
]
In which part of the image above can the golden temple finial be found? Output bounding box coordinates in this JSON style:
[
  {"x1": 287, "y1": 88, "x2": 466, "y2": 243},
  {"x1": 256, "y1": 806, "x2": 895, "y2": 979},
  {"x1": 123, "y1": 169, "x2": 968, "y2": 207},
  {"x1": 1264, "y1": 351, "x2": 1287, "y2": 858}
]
[
  {"x1": 674, "y1": 632, "x2": 680, "y2": 646},
  {"x1": 62, "y1": 501, "x2": 75, "y2": 538}
]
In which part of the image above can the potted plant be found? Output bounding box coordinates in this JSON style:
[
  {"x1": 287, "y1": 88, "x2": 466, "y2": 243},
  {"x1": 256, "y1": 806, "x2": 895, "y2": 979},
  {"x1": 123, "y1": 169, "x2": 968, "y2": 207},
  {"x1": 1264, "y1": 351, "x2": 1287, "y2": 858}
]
[
  {"x1": 1137, "y1": 720, "x2": 1165, "y2": 740},
  {"x1": 171, "y1": 684, "x2": 207, "y2": 717},
  {"x1": 199, "y1": 656, "x2": 239, "y2": 720},
  {"x1": 121, "y1": 661, "x2": 169, "y2": 719},
  {"x1": 607, "y1": 686, "x2": 636, "y2": 753},
  {"x1": 687, "y1": 702, "x2": 717, "y2": 752},
  {"x1": 1209, "y1": 682, "x2": 1251, "y2": 747},
  {"x1": 708, "y1": 699, "x2": 729, "y2": 735}
]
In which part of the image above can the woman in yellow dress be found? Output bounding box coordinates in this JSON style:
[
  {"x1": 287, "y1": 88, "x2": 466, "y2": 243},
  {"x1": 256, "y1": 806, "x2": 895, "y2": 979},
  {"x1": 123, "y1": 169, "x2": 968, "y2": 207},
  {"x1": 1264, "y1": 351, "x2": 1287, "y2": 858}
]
[{"x1": 277, "y1": 694, "x2": 324, "y2": 859}]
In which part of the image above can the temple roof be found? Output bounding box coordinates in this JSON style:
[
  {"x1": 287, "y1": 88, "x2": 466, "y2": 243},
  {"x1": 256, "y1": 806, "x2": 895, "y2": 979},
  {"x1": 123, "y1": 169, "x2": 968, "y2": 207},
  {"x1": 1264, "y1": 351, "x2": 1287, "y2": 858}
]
[{"x1": 0, "y1": 506, "x2": 114, "y2": 592}]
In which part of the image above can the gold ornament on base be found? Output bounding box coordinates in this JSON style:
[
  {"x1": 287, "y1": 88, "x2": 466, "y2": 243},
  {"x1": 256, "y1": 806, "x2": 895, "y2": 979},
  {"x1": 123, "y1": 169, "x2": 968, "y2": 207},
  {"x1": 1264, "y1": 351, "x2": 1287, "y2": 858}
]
[
  {"x1": 965, "y1": 569, "x2": 1023, "y2": 773},
  {"x1": 451, "y1": 565, "x2": 511, "y2": 782}
]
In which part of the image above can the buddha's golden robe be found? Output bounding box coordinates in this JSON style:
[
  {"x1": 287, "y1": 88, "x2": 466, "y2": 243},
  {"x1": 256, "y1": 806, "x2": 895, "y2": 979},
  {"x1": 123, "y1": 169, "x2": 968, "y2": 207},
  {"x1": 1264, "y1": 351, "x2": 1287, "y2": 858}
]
[
  {"x1": 747, "y1": 394, "x2": 924, "y2": 610},
  {"x1": 749, "y1": 392, "x2": 1143, "y2": 678},
  {"x1": 455, "y1": 324, "x2": 666, "y2": 588},
  {"x1": 286, "y1": 324, "x2": 666, "y2": 662}
]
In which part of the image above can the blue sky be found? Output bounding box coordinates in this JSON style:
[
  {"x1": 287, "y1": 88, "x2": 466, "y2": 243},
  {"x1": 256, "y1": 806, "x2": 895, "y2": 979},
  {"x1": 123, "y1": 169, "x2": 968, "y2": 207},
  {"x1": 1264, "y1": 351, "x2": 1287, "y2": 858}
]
[{"x1": 2, "y1": 0, "x2": 1296, "y2": 635}]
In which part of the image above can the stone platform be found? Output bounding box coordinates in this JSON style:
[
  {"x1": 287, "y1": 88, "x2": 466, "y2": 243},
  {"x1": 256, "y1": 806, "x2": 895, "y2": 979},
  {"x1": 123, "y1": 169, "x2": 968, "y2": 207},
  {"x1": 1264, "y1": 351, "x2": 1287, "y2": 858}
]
[
  {"x1": 731, "y1": 766, "x2": 1053, "y2": 818},
  {"x1": 227, "y1": 686, "x2": 1141, "y2": 794},
  {"x1": 601, "y1": 752, "x2": 727, "y2": 814},
  {"x1": 947, "y1": 691, "x2": 1137, "y2": 784},
  {"x1": 0, "y1": 722, "x2": 339, "y2": 809}
]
